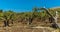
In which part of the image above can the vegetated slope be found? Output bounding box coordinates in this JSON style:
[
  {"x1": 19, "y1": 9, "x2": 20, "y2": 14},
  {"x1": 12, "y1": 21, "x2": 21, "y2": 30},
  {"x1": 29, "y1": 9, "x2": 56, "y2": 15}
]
[
  {"x1": 0, "y1": 7, "x2": 60, "y2": 32},
  {"x1": 0, "y1": 7, "x2": 60, "y2": 27}
]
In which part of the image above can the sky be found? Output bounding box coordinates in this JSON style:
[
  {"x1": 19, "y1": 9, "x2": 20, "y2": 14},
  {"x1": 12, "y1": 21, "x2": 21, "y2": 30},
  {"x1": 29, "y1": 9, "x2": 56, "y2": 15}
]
[{"x1": 0, "y1": 0, "x2": 60, "y2": 12}]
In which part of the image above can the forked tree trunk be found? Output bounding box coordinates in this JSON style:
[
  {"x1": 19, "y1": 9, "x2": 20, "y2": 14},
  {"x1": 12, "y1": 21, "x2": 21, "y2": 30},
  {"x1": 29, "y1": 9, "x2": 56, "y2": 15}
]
[{"x1": 4, "y1": 20, "x2": 9, "y2": 27}]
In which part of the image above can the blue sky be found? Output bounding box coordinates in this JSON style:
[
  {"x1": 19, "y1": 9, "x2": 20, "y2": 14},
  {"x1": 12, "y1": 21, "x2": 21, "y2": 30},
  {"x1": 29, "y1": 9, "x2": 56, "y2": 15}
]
[{"x1": 0, "y1": 0, "x2": 60, "y2": 12}]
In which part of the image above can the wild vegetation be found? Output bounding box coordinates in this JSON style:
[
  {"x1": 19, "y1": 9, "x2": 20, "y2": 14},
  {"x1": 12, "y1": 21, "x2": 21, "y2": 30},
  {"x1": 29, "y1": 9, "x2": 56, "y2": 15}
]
[
  {"x1": 0, "y1": 7, "x2": 60, "y2": 27},
  {"x1": 0, "y1": 7, "x2": 60, "y2": 32}
]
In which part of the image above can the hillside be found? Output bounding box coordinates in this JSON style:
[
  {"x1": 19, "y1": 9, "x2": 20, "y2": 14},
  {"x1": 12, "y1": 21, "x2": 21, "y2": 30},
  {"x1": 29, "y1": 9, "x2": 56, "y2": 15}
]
[{"x1": 0, "y1": 7, "x2": 60, "y2": 32}]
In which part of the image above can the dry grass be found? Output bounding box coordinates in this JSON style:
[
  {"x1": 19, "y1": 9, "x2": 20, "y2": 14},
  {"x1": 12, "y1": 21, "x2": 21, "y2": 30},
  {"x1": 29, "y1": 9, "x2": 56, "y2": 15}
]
[
  {"x1": 0, "y1": 20, "x2": 59, "y2": 32},
  {"x1": 0, "y1": 23, "x2": 59, "y2": 32}
]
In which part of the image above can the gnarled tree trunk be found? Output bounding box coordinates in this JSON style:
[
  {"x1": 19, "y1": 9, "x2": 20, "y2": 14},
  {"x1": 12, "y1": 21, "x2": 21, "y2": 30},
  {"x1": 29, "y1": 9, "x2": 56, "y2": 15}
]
[{"x1": 40, "y1": 8, "x2": 59, "y2": 28}]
